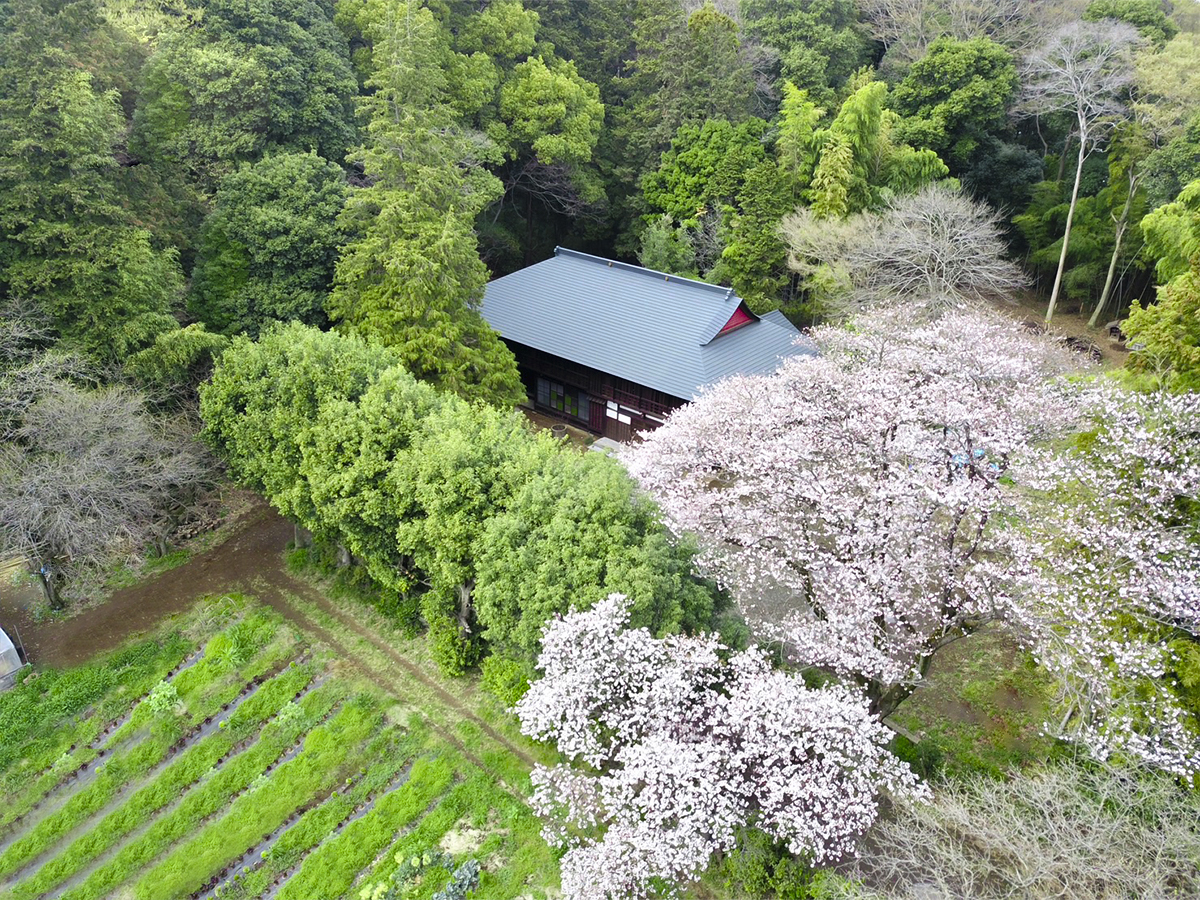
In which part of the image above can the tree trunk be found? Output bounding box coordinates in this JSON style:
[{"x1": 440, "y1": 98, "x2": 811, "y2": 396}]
[
  {"x1": 336, "y1": 544, "x2": 351, "y2": 569},
  {"x1": 293, "y1": 523, "x2": 312, "y2": 549},
  {"x1": 1056, "y1": 128, "x2": 1074, "y2": 183},
  {"x1": 33, "y1": 563, "x2": 62, "y2": 610},
  {"x1": 872, "y1": 681, "x2": 917, "y2": 722},
  {"x1": 457, "y1": 579, "x2": 475, "y2": 632},
  {"x1": 1089, "y1": 167, "x2": 1138, "y2": 328},
  {"x1": 1046, "y1": 134, "x2": 1088, "y2": 323}
]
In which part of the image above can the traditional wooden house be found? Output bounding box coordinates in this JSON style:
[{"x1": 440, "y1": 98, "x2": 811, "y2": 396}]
[{"x1": 481, "y1": 248, "x2": 815, "y2": 441}]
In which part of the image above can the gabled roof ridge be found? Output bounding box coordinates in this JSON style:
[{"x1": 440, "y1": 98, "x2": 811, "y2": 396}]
[{"x1": 553, "y1": 247, "x2": 737, "y2": 300}]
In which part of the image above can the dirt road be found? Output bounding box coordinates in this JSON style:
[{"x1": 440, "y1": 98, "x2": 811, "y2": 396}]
[{"x1": 0, "y1": 501, "x2": 294, "y2": 669}]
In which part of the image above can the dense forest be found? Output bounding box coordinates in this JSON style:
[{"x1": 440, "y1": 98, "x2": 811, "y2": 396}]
[
  {"x1": 4, "y1": 0, "x2": 1200, "y2": 365},
  {"x1": 2, "y1": 0, "x2": 1200, "y2": 899}
]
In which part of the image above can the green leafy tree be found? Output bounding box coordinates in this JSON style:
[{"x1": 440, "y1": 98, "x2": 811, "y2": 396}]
[
  {"x1": 190, "y1": 151, "x2": 349, "y2": 337},
  {"x1": 491, "y1": 52, "x2": 605, "y2": 265},
  {"x1": 199, "y1": 322, "x2": 398, "y2": 523},
  {"x1": 710, "y1": 160, "x2": 795, "y2": 313},
  {"x1": 643, "y1": 118, "x2": 770, "y2": 224},
  {"x1": 657, "y1": 2, "x2": 757, "y2": 136},
  {"x1": 1084, "y1": 0, "x2": 1178, "y2": 46},
  {"x1": 1135, "y1": 34, "x2": 1200, "y2": 208},
  {"x1": 1122, "y1": 267, "x2": 1200, "y2": 392},
  {"x1": 131, "y1": 37, "x2": 272, "y2": 186},
  {"x1": 741, "y1": 0, "x2": 874, "y2": 106},
  {"x1": 328, "y1": 0, "x2": 524, "y2": 407},
  {"x1": 776, "y1": 82, "x2": 824, "y2": 200},
  {"x1": 125, "y1": 324, "x2": 231, "y2": 405},
  {"x1": 1140, "y1": 177, "x2": 1200, "y2": 285},
  {"x1": 132, "y1": 0, "x2": 356, "y2": 187},
  {"x1": 300, "y1": 365, "x2": 446, "y2": 596},
  {"x1": 201, "y1": 323, "x2": 718, "y2": 677},
  {"x1": 619, "y1": 1, "x2": 758, "y2": 184},
  {"x1": 474, "y1": 450, "x2": 715, "y2": 661},
  {"x1": 1143, "y1": 112, "x2": 1200, "y2": 209},
  {"x1": 807, "y1": 79, "x2": 950, "y2": 217},
  {"x1": 637, "y1": 214, "x2": 698, "y2": 277},
  {"x1": 340, "y1": 0, "x2": 606, "y2": 268},
  {"x1": 498, "y1": 56, "x2": 604, "y2": 166},
  {"x1": 891, "y1": 37, "x2": 1019, "y2": 173},
  {"x1": 389, "y1": 401, "x2": 557, "y2": 674}
]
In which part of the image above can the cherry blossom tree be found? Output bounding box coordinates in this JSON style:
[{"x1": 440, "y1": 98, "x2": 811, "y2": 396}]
[
  {"x1": 627, "y1": 306, "x2": 1200, "y2": 773},
  {"x1": 624, "y1": 309, "x2": 1081, "y2": 717},
  {"x1": 1000, "y1": 387, "x2": 1200, "y2": 776},
  {"x1": 515, "y1": 594, "x2": 926, "y2": 900}
]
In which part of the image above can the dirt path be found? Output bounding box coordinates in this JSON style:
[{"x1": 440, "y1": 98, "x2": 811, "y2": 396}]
[
  {"x1": 0, "y1": 502, "x2": 289, "y2": 669},
  {"x1": 2, "y1": 497, "x2": 538, "y2": 781}
]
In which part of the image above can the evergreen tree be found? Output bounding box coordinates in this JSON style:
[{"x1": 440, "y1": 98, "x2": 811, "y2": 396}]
[
  {"x1": 0, "y1": 0, "x2": 180, "y2": 363},
  {"x1": 328, "y1": 0, "x2": 524, "y2": 408}
]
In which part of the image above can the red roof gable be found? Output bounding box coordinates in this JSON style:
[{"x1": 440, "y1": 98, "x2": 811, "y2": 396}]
[{"x1": 716, "y1": 303, "x2": 755, "y2": 337}]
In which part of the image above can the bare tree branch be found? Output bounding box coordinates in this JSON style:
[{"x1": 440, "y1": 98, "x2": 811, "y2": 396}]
[
  {"x1": 0, "y1": 373, "x2": 212, "y2": 607},
  {"x1": 782, "y1": 184, "x2": 1027, "y2": 319},
  {"x1": 838, "y1": 764, "x2": 1200, "y2": 899},
  {"x1": 1017, "y1": 19, "x2": 1139, "y2": 321}
]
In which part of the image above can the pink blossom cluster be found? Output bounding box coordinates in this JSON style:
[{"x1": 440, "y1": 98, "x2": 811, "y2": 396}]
[
  {"x1": 516, "y1": 594, "x2": 927, "y2": 900},
  {"x1": 1001, "y1": 386, "x2": 1200, "y2": 775},
  {"x1": 626, "y1": 307, "x2": 1200, "y2": 772},
  {"x1": 624, "y1": 310, "x2": 1080, "y2": 712}
]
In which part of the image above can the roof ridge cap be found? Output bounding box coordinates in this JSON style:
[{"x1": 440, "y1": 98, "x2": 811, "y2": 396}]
[{"x1": 553, "y1": 247, "x2": 738, "y2": 299}]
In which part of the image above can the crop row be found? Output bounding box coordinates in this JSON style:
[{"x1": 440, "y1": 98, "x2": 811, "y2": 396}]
[
  {"x1": 4, "y1": 647, "x2": 204, "y2": 835},
  {"x1": 0, "y1": 620, "x2": 299, "y2": 880},
  {"x1": 359, "y1": 765, "x2": 557, "y2": 900},
  {"x1": 113, "y1": 610, "x2": 296, "y2": 745},
  {"x1": 127, "y1": 696, "x2": 383, "y2": 900},
  {"x1": 6, "y1": 664, "x2": 320, "y2": 900},
  {"x1": 275, "y1": 754, "x2": 458, "y2": 900},
  {"x1": 54, "y1": 682, "x2": 347, "y2": 900},
  {"x1": 0, "y1": 633, "x2": 193, "y2": 827},
  {"x1": 3, "y1": 608, "x2": 293, "y2": 837},
  {"x1": 207, "y1": 724, "x2": 424, "y2": 900}
]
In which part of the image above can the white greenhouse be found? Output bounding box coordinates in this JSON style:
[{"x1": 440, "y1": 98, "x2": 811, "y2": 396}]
[{"x1": 0, "y1": 626, "x2": 25, "y2": 691}]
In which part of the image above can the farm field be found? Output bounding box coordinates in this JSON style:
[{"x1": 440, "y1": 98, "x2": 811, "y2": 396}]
[{"x1": 0, "y1": 595, "x2": 558, "y2": 900}]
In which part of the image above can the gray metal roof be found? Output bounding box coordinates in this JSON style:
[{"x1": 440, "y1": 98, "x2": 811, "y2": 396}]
[{"x1": 481, "y1": 248, "x2": 816, "y2": 400}]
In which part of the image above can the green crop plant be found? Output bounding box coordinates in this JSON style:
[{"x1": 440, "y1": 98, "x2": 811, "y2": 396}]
[
  {"x1": 364, "y1": 771, "x2": 557, "y2": 900},
  {"x1": 213, "y1": 727, "x2": 422, "y2": 900},
  {"x1": 0, "y1": 633, "x2": 193, "y2": 826},
  {"x1": 7, "y1": 666, "x2": 320, "y2": 900},
  {"x1": 275, "y1": 754, "x2": 457, "y2": 900},
  {"x1": 56, "y1": 683, "x2": 343, "y2": 900},
  {"x1": 130, "y1": 697, "x2": 382, "y2": 900},
  {"x1": 0, "y1": 619, "x2": 300, "y2": 879}
]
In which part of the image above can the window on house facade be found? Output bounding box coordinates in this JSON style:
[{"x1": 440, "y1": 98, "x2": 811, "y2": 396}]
[{"x1": 537, "y1": 377, "x2": 588, "y2": 421}]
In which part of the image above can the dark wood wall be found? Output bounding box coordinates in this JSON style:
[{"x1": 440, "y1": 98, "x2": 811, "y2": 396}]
[{"x1": 506, "y1": 341, "x2": 686, "y2": 440}]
